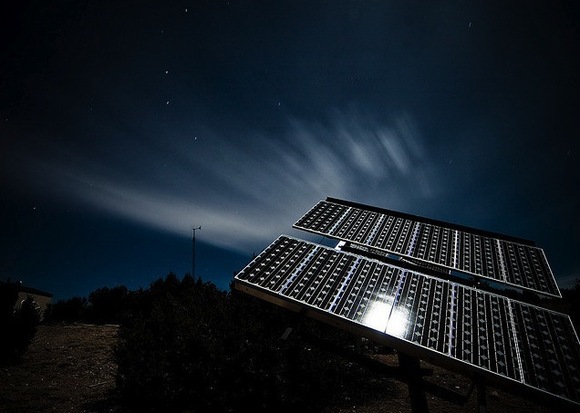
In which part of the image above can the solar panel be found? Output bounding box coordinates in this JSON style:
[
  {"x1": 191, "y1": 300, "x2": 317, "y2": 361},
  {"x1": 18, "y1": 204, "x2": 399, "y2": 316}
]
[
  {"x1": 293, "y1": 198, "x2": 561, "y2": 297},
  {"x1": 234, "y1": 235, "x2": 580, "y2": 408}
]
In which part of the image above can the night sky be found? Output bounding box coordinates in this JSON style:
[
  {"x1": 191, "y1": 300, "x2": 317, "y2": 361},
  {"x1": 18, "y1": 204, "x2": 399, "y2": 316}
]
[{"x1": 1, "y1": 1, "x2": 579, "y2": 301}]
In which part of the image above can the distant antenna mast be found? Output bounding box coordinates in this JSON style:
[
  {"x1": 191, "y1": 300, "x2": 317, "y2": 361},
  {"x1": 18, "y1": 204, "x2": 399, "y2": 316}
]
[{"x1": 192, "y1": 225, "x2": 201, "y2": 277}]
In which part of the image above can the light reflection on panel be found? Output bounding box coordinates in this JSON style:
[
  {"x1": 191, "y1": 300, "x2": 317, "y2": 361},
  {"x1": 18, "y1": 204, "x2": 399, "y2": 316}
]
[
  {"x1": 235, "y1": 235, "x2": 580, "y2": 407},
  {"x1": 293, "y1": 200, "x2": 560, "y2": 297}
]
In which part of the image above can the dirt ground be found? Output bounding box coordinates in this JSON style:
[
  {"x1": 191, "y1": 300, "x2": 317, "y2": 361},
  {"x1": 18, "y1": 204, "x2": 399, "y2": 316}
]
[
  {"x1": 0, "y1": 324, "x2": 119, "y2": 413},
  {"x1": 0, "y1": 324, "x2": 570, "y2": 412}
]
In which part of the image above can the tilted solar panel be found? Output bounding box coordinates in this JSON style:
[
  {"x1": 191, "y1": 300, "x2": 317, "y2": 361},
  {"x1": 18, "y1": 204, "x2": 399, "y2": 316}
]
[
  {"x1": 234, "y1": 235, "x2": 580, "y2": 408},
  {"x1": 293, "y1": 198, "x2": 561, "y2": 297}
]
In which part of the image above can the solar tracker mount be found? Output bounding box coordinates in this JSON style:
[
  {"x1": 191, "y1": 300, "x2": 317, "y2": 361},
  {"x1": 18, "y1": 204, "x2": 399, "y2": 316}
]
[{"x1": 233, "y1": 197, "x2": 579, "y2": 410}]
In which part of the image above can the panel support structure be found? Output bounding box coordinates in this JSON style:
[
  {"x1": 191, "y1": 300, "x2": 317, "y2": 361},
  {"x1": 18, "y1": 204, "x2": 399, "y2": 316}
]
[
  {"x1": 234, "y1": 235, "x2": 580, "y2": 409},
  {"x1": 233, "y1": 198, "x2": 578, "y2": 410},
  {"x1": 398, "y1": 352, "x2": 428, "y2": 413}
]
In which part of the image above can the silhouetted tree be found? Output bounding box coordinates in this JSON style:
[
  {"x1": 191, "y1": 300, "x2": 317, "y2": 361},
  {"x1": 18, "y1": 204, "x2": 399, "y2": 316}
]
[
  {"x1": 85, "y1": 285, "x2": 128, "y2": 324},
  {"x1": 50, "y1": 296, "x2": 88, "y2": 323}
]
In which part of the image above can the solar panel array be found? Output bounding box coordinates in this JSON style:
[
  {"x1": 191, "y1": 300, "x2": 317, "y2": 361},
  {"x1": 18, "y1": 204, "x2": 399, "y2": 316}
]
[
  {"x1": 234, "y1": 235, "x2": 580, "y2": 407},
  {"x1": 293, "y1": 199, "x2": 560, "y2": 297}
]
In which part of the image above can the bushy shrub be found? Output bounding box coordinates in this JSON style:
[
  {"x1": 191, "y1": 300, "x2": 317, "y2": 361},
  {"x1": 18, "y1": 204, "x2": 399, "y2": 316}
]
[
  {"x1": 50, "y1": 296, "x2": 88, "y2": 323},
  {"x1": 116, "y1": 274, "x2": 251, "y2": 411},
  {"x1": 115, "y1": 274, "x2": 391, "y2": 412},
  {"x1": 49, "y1": 285, "x2": 129, "y2": 324},
  {"x1": 0, "y1": 282, "x2": 40, "y2": 365},
  {"x1": 85, "y1": 285, "x2": 129, "y2": 324}
]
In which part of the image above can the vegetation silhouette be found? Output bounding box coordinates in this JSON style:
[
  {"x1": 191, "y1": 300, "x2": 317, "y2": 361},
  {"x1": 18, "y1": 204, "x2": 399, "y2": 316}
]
[
  {"x1": 113, "y1": 273, "x2": 392, "y2": 412},
  {"x1": 49, "y1": 285, "x2": 129, "y2": 324},
  {"x1": 0, "y1": 281, "x2": 41, "y2": 365}
]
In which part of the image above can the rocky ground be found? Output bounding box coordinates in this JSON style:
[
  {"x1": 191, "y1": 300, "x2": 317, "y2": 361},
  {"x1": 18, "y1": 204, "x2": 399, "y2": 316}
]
[{"x1": 0, "y1": 324, "x2": 569, "y2": 412}]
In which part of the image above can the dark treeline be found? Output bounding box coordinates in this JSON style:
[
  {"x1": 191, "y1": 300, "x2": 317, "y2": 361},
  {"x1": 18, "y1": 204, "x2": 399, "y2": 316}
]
[{"x1": 47, "y1": 284, "x2": 130, "y2": 324}]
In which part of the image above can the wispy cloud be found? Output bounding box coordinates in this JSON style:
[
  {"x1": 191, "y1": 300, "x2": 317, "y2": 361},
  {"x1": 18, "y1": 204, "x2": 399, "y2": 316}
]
[{"x1": 30, "y1": 109, "x2": 439, "y2": 253}]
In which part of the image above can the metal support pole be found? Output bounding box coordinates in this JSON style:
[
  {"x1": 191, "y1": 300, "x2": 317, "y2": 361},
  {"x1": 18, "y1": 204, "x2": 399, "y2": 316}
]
[
  {"x1": 192, "y1": 225, "x2": 201, "y2": 276},
  {"x1": 476, "y1": 380, "x2": 487, "y2": 413},
  {"x1": 399, "y1": 352, "x2": 429, "y2": 413}
]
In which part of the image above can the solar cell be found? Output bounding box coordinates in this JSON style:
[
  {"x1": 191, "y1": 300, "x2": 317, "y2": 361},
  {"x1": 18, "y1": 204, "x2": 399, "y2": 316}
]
[
  {"x1": 293, "y1": 199, "x2": 561, "y2": 297},
  {"x1": 234, "y1": 235, "x2": 580, "y2": 407}
]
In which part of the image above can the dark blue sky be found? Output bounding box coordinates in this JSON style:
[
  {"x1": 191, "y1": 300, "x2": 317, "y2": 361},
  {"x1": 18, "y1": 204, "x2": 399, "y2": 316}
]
[{"x1": 1, "y1": 1, "x2": 579, "y2": 300}]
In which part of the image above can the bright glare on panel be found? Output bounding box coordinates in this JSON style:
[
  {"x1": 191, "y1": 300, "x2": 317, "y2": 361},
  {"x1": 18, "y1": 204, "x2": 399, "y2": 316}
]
[
  {"x1": 361, "y1": 298, "x2": 392, "y2": 332},
  {"x1": 386, "y1": 308, "x2": 411, "y2": 337}
]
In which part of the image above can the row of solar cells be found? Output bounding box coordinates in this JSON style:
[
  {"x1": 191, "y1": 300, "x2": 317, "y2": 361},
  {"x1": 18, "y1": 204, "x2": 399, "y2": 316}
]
[
  {"x1": 293, "y1": 200, "x2": 559, "y2": 297},
  {"x1": 235, "y1": 235, "x2": 580, "y2": 404}
]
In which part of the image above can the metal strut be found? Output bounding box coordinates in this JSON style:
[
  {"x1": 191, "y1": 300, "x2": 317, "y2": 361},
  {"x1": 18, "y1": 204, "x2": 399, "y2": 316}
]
[{"x1": 398, "y1": 352, "x2": 429, "y2": 413}]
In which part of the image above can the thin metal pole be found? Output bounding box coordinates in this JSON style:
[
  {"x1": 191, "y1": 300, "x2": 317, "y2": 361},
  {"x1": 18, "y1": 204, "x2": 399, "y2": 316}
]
[{"x1": 192, "y1": 226, "x2": 201, "y2": 276}]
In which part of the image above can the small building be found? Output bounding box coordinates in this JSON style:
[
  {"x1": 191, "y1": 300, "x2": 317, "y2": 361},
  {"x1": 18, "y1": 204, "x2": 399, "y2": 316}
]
[{"x1": 1, "y1": 281, "x2": 53, "y2": 321}]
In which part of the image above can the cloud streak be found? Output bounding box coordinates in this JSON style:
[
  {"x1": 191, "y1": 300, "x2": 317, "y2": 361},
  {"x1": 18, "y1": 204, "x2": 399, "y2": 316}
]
[{"x1": 30, "y1": 109, "x2": 439, "y2": 254}]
